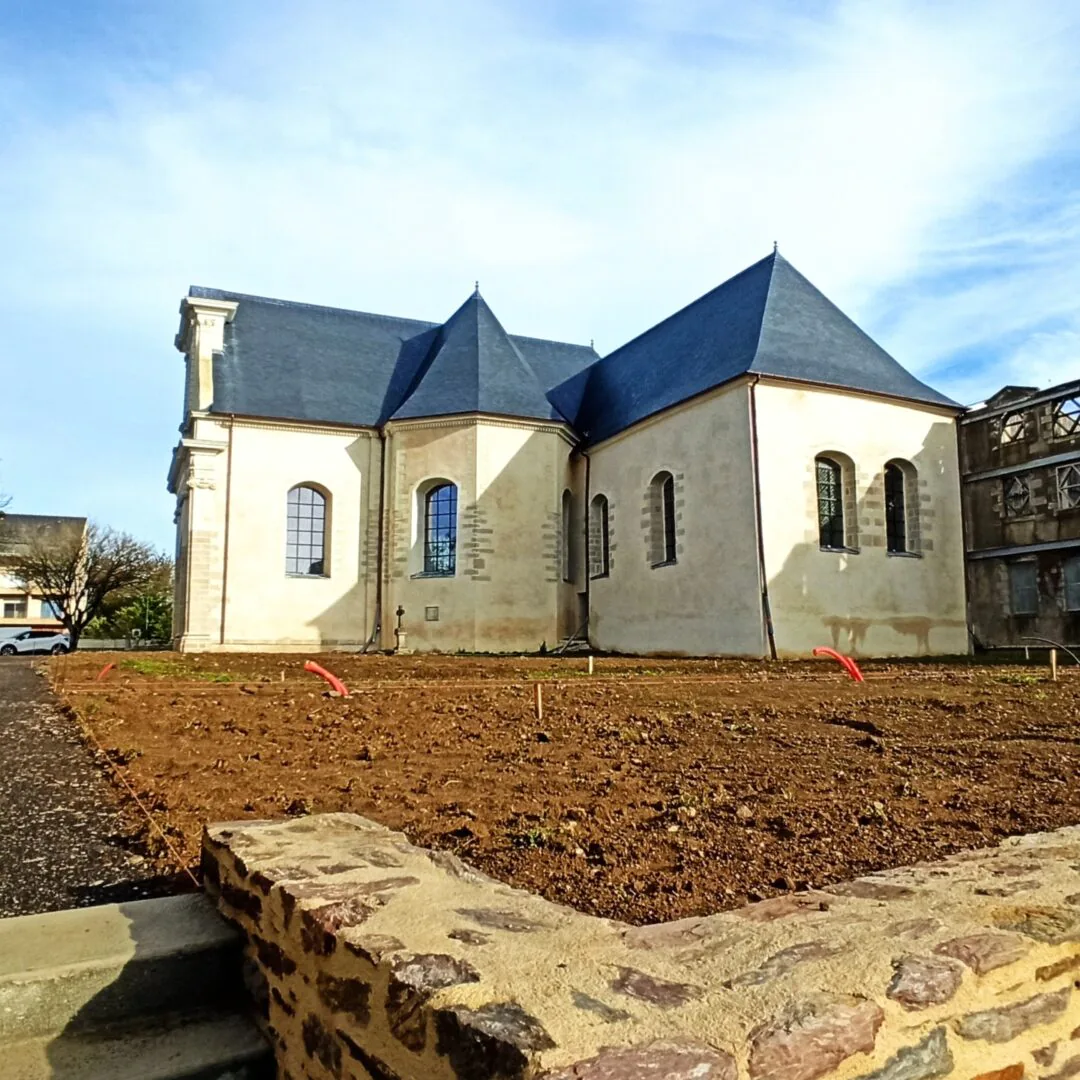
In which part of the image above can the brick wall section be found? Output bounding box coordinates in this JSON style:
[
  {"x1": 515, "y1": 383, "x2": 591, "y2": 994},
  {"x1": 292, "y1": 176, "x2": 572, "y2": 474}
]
[{"x1": 204, "y1": 813, "x2": 1080, "y2": 1080}]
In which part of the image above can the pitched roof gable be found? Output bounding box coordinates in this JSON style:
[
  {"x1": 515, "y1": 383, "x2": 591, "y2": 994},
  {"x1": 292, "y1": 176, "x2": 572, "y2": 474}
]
[{"x1": 548, "y1": 252, "x2": 956, "y2": 444}]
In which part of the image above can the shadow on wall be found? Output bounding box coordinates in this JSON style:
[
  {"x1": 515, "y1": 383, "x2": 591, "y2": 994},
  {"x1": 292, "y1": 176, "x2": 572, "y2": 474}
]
[
  {"x1": 41, "y1": 893, "x2": 269, "y2": 1077},
  {"x1": 308, "y1": 426, "x2": 571, "y2": 653},
  {"x1": 765, "y1": 420, "x2": 968, "y2": 658}
]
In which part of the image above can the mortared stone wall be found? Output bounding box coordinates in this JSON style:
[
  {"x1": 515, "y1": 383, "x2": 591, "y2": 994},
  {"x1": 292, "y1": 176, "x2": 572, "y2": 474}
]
[{"x1": 203, "y1": 813, "x2": 1080, "y2": 1080}]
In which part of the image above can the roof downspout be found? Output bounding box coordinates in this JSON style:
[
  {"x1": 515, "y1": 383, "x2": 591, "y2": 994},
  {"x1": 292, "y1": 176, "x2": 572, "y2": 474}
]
[
  {"x1": 748, "y1": 378, "x2": 777, "y2": 660},
  {"x1": 218, "y1": 415, "x2": 235, "y2": 646},
  {"x1": 363, "y1": 426, "x2": 388, "y2": 652},
  {"x1": 582, "y1": 445, "x2": 591, "y2": 647}
]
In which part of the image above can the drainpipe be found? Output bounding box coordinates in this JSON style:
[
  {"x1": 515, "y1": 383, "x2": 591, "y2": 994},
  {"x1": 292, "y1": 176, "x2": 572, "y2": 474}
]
[
  {"x1": 363, "y1": 426, "x2": 389, "y2": 652},
  {"x1": 582, "y1": 445, "x2": 591, "y2": 646},
  {"x1": 748, "y1": 378, "x2": 778, "y2": 660},
  {"x1": 218, "y1": 415, "x2": 235, "y2": 646}
]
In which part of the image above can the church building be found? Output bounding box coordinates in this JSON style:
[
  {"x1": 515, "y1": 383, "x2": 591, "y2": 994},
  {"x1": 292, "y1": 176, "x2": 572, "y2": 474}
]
[{"x1": 168, "y1": 252, "x2": 969, "y2": 657}]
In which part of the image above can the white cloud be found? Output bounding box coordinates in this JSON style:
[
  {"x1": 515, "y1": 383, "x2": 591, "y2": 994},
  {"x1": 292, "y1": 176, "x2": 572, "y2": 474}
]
[{"x1": 3, "y1": 0, "x2": 1080, "y2": 542}]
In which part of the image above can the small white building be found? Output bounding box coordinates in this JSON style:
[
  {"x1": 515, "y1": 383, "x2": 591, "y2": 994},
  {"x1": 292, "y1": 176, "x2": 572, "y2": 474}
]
[{"x1": 168, "y1": 252, "x2": 968, "y2": 657}]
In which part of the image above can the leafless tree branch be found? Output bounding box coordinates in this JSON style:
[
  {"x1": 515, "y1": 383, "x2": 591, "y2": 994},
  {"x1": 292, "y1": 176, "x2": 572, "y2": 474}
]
[{"x1": 9, "y1": 521, "x2": 163, "y2": 650}]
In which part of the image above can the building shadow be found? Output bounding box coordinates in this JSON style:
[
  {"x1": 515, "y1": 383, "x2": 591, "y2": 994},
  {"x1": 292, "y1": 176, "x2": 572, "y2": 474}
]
[
  {"x1": 763, "y1": 420, "x2": 969, "y2": 658},
  {"x1": 41, "y1": 892, "x2": 271, "y2": 1078}
]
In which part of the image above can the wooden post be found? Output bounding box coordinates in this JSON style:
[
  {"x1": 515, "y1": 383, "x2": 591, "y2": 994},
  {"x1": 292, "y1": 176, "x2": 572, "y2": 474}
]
[
  {"x1": 534, "y1": 682, "x2": 543, "y2": 721},
  {"x1": 1051, "y1": 649, "x2": 1058, "y2": 682},
  {"x1": 588, "y1": 655, "x2": 594, "y2": 676}
]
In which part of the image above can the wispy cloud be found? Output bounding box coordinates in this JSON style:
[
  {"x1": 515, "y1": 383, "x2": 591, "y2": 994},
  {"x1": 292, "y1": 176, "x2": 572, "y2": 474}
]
[{"x1": 2, "y1": 0, "x2": 1080, "y2": 544}]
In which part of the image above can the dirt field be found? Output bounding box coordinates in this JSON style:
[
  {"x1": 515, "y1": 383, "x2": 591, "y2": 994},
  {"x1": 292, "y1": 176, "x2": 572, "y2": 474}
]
[{"x1": 46, "y1": 651, "x2": 1080, "y2": 925}]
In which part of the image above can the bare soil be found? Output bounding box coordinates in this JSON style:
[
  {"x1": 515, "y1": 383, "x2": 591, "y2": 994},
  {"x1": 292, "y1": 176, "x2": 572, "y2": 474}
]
[{"x1": 48, "y1": 651, "x2": 1080, "y2": 925}]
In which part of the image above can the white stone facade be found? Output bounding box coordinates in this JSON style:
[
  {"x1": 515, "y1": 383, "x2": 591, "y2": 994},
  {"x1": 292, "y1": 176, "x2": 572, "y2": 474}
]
[{"x1": 169, "y1": 278, "x2": 969, "y2": 658}]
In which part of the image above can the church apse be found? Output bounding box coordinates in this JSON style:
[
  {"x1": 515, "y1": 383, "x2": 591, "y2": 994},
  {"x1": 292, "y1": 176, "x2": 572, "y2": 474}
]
[{"x1": 756, "y1": 383, "x2": 968, "y2": 658}]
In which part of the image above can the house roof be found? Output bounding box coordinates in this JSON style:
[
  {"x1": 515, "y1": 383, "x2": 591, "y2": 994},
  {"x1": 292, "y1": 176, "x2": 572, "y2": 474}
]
[
  {"x1": 0, "y1": 514, "x2": 86, "y2": 558},
  {"x1": 185, "y1": 287, "x2": 596, "y2": 427},
  {"x1": 390, "y1": 291, "x2": 566, "y2": 421},
  {"x1": 547, "y1": 252, "x2": 957, "y2": 445}
]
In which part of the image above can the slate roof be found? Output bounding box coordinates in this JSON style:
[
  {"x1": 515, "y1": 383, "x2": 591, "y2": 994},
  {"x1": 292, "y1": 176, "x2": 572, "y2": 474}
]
[
  {"x1": 0, "y1": 514, "x2": 87, "y2": 558},
  {"x1": 548, "y1": 252, "x2": 957, "y2": 445},
  {"x1": 186, "y1": 287, "x2": 596, "y2": 427}
]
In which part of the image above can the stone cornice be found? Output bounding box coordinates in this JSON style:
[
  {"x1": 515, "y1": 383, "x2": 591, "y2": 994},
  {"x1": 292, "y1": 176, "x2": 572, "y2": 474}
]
[
  {"x1": 386, "y1": 413, "x2": 576, "y2": 444},
  {"x1": 191, "y1": 412, "x2": 377, "y2": 438}
]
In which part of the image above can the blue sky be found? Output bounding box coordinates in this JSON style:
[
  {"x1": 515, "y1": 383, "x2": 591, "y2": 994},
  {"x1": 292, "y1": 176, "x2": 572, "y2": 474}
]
[{"x1": 3, "y1": 0, "x2": 1080, "y2": 550}]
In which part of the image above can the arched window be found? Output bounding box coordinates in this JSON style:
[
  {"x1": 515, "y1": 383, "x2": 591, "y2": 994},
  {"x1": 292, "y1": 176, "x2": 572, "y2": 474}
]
[
  {"x1": 816, "y1": 457, "x2": 845, "y2": 550},
  {"x1": 286, "y1": 485, "x2": 328, "y2": 576},
  {"x1": 885, "y1": 458, "x2": 918, "y2": 554},
  {"x1": 589, "y1": 494, "x2": 610, "y2": 579},
  {"x1": 885, "y1": 463, "x2": 907, "y2": 553},
  {"x1": 424, "y1": 483, "x2": 457, "y2": 575},
  {"x1": 650, "y1": 471, "x2": 677, "y2": 566},
  {"x1": 562, "y1": 489, "x2": 573, "y2": 582}
]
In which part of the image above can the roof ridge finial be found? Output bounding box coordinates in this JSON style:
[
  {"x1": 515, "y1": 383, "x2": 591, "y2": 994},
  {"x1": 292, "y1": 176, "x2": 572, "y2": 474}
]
[
  {"x1": 773, "y1": 240, "x2": 778, "y2": 255},
  {"x1": 473, "y1": 280, "x2": 480, "y2": 297}
]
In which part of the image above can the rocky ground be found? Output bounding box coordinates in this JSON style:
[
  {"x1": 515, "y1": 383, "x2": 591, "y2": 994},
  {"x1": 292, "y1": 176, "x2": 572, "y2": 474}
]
[
  {"x1": 47, "y1": 651, "x2": 1080, "y2": 925},
  {"x1": 0, "y1": 658, "x2": 188, "y2": 916}
]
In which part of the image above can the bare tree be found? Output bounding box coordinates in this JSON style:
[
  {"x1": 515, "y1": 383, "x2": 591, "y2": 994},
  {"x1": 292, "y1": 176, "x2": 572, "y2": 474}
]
[{"x1": 10, "y1": 521, "x2": 163, "y2": 651}]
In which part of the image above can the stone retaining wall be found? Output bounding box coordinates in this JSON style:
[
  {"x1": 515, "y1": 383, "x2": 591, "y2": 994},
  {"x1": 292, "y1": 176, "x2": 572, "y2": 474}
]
[{"x1": 203, "y1": 813, "x2": 1080, "y2": 1080}]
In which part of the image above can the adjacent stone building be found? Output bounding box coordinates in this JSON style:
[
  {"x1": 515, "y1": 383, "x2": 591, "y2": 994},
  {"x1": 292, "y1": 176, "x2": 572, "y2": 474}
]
[
  {"x1": 960, "y1": 379, "x2": 1080, "y2": 648},
  {"x1": 168, "y1": 252, "x2": 969, "y2": 657}
]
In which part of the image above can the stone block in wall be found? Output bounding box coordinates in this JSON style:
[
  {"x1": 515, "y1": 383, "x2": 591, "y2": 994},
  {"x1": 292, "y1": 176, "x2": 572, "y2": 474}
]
[{"x1": 204, "y1": 815, "x2": 1080, "y2": 1080}]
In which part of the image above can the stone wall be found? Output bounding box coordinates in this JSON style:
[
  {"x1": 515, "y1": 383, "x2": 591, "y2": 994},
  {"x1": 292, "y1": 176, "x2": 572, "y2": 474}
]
[{"x1": 203, "y1": 813, "x2": 1080, "y2": 1080}]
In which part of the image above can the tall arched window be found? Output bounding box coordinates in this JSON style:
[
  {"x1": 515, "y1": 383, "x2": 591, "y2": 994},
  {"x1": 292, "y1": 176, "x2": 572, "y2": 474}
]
[
  {"x1": 885, "y1": 462, "x2": 907, "y2": 553},
  {"x1": 286, "y1": 484, "x2": 329, "y2": 576},
  {"x1": 816, "y1": 457, "x2": 844, "y2": 550},
  {"x1": 885, "y1": 459, "x2": 918, "y2": 554},
  {"x1": 884, "y1": 463, "x2": 906, "y2": 553},
  {"x1": 650, "y1": 471, "x2": 677, "y2": 566},
  {"x1": 589, "y1": 494, "x2": 610, "y2": 578},
  {"x1": 424, "y1": 483, "x2": 457, "y2": 575},
  {"x1": 562, "y1": 489, "x2": 574, "y2": 582}
]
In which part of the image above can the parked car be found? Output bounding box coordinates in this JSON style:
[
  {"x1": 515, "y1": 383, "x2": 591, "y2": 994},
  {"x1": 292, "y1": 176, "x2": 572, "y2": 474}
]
[{"x1": 0, "y1": 630, "x2": 70, "y2": 655}]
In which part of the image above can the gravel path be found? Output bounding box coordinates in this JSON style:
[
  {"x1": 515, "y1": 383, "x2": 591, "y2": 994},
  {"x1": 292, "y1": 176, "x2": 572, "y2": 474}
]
[{"x1": 0, "y1": 658, "x2": 178, "y2": 917}]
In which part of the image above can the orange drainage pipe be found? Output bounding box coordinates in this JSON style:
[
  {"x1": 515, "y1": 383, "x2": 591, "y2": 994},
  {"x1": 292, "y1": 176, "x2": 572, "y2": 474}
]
[
  {"x1": 812, "y1": 646, "x2": 865, "y2": 683},
  {"x1": 96, "y1": 662, "x2": 116, "y2": 681},
  {"x1": 304, "y1": 660, "x2": 349, "y2": 697}
]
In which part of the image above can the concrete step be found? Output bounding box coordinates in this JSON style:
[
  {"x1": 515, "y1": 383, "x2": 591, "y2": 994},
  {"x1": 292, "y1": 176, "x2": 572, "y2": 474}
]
[
  {"x1": 0, "y1": 893, "x2": 246, "y2": 1041},
  {"x1": 4, "y1": 1009, "x2": 272, "y2": 1080}
]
